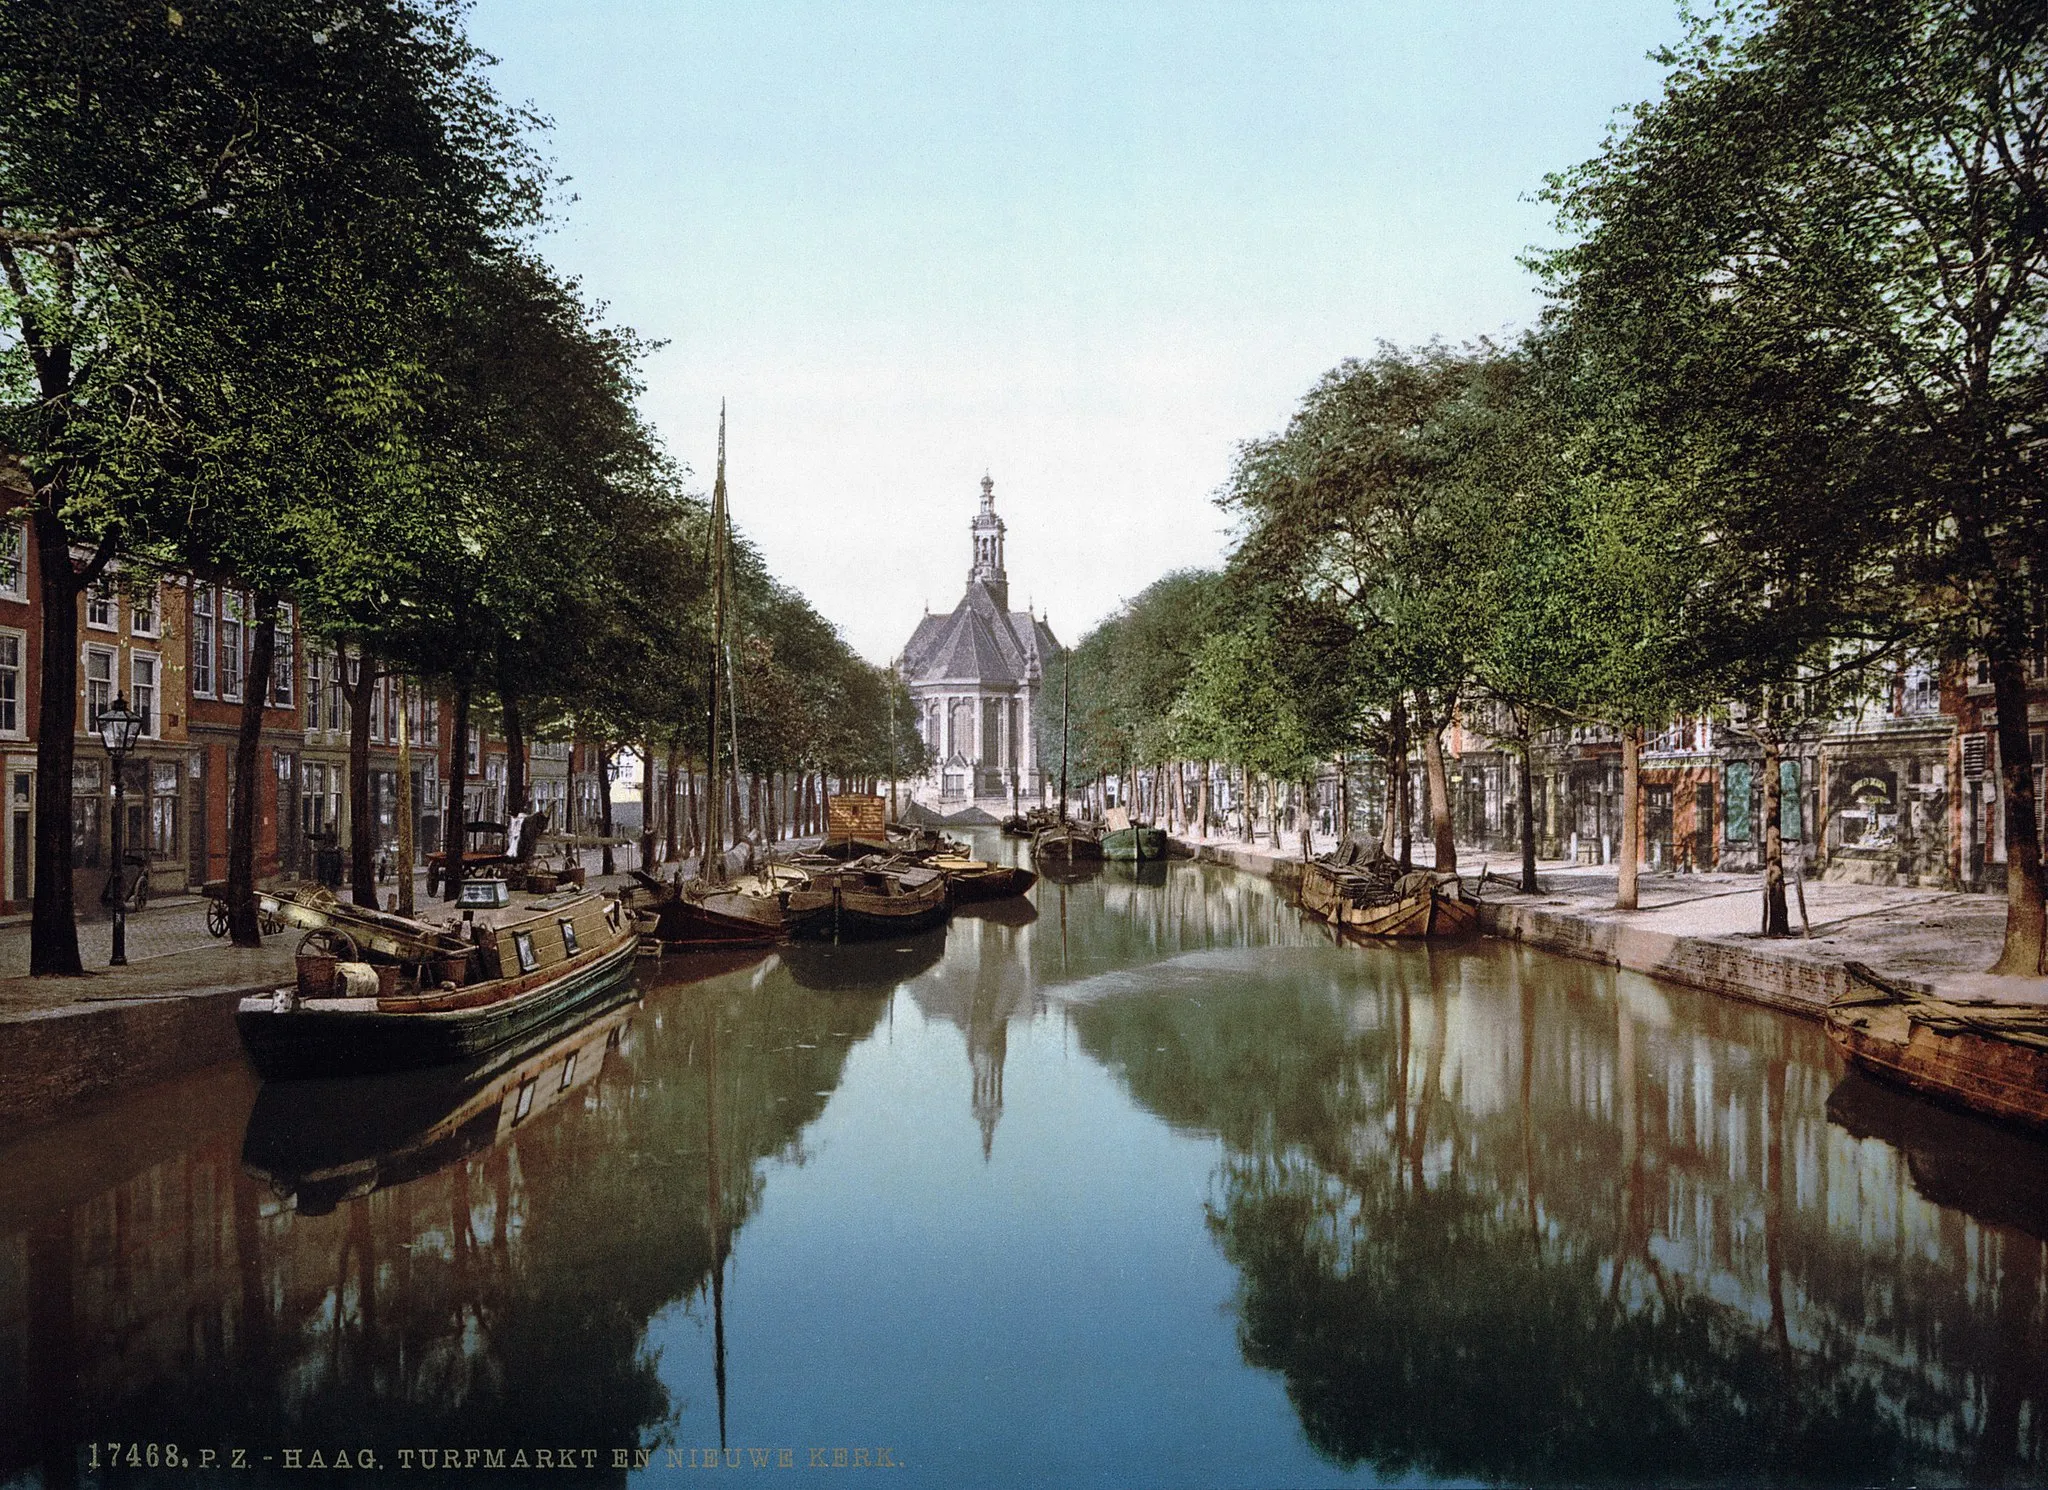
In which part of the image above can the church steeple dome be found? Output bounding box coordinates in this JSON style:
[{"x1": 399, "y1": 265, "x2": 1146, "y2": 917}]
[{"x1": 968, "y1": 472, "x2": 1008, "y2": 611}]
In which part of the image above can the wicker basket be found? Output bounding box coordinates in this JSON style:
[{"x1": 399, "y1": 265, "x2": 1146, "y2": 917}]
[{"x1": 295, "y1": 954, "x2": 338, "y2": 999}]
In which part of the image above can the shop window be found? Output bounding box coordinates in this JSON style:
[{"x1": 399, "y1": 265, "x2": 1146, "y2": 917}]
[
  {"x1": 72, "y1": 760, "x2": 102, "y2": 869},
  {"x1": 1724, "y1": 762, "x2": 1752, "y2": 842},
  {"x1": 150, "y1": 761, "x2": 179, "y2": 859}
]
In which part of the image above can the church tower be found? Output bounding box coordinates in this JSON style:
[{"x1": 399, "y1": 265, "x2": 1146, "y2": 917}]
[{"x1": 968, "y1": 472, "x2": 1008, "y2": 612}]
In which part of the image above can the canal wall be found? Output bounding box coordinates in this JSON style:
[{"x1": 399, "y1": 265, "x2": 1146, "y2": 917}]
[
  {"x1": 0, "y1": 986, "x2": 251, "y2": 1130},
  {"x1": 1172, "y1": 835, "x2": 1883, "y2": 1020},
  {"x1": 1474, "y1": 900, "x2": 1855, "y2": 1018},
  {"x1": 1183, "y1": 840, "x2": 1307, "y2": 892}
]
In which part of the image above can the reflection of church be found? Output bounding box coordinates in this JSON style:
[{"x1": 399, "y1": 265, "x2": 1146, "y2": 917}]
[{"x1": 897, "y1": 476, "x2": 1060, "y2": 807}]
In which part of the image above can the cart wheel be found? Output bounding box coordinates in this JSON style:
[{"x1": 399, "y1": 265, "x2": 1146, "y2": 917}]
[
  {"x1": 260, "y1": 909, "x2": 285, "y2": 936},
  {"x1": 296, "y1": 927, "x2": 358, "y2": 961},
  {"x1": 206, "y1": 901, "x2": 229, "y2": 938}
]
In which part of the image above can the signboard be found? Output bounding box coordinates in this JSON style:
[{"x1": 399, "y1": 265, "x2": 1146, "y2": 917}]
[{"x1": 825, "y1": 793, "x2": 888, "y2": 842}]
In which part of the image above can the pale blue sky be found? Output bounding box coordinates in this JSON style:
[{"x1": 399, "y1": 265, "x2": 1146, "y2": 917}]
[{"x1": 466, "y1": 1, "x2": 1682, "y2": 660}]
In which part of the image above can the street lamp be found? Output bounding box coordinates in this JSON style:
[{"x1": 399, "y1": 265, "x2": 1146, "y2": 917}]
[{"x1": 97, "y1": 693, "x2": 144, "y2": 967}]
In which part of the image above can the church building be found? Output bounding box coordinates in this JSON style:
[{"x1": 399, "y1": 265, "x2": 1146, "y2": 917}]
[{"x1": 897, "y1": 475, "x2": 1060, "y2": 807}]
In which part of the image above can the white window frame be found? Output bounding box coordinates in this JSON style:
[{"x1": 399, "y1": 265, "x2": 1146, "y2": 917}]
[
  {"x1": 83, "y1": 644, "x2": 115, "y2": 734},
  {"x1": 128, "y1": 580, "x2": 159, "y2": 637},
  {"x1": 0, "y1": 627, "x2": 23, "y2": 737},
  {"x1": 84, "y1": 577, "x2": 116, "y2": 632},
  {"x1": 0, "y1": 524, "x2": 25, "y2": 601},
  {"x1": 219, "y1": 593, "x2": 245, "y2": 703},
  {"x1": 271, "y1": 601, "x2": 294, "y2": 707},
  {"x1": 191, "y1": 585, "x2": 215, "y2": 698},
  {"x1": 130, "y1": 650, "x2": 160, "y2": 738}
]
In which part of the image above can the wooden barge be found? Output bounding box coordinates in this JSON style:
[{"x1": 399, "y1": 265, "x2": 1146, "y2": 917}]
[
  {"x1": 1299, "y1": 839, "x2": 1477, "y2": 940},
  {"x1": 236, "y1": 888, "x2": 639, "y2": 1079},
  {"x1": 1826, "y1": 963, "x2": 2048, "y2": 1134}
]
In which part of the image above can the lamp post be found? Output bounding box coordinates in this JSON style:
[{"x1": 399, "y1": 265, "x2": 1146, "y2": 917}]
[{"x1": 98, "y1": 693, "x2": 145, "y2": 967}]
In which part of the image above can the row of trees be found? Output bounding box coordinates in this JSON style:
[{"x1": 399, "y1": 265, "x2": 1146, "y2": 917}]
[
  {"x1": 1048, "y1": 0, "x2": 2048, "y2": 973},
  {"x1": 0, "y1": 1, "x2": 920, "y2": 974}
]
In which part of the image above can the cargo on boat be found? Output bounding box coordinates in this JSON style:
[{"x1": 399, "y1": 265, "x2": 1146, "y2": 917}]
[
  {"x1": 627, "y1": 864, "x2": 804, "y2": 950},
  {"x1": 1826, "y1": 963, "x2": 2048, "y2": 1134},
  {"x1": 1298, "y1": 838, "x2": 1475, "y2": 939},
  {"x1": 235, "y1": 887, "x2": 639, "y2": 1079},
  {"x1": 785, "y1": 857, "x2": 949, "y2": 941}
]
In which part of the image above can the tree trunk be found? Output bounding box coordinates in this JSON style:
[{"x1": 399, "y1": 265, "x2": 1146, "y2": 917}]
[
  {"x1": 441, "y1": 673, "x2": 473, "y2": 903},
  {"x1": 1337, "y1": 754, "x2": 1350, "y2": 845},
  {"x1": 565, "y1": 733, "x2": 579, "y2": 859},
  {"x1": 1617, "y1": 726, "x2": 1643, "y2": 912},
  {"x1": 1386, "y1": 696, "x2": 1413, "y2": 870},
  {"x1": 1197, "y1": 761, "x2": 1212, "y2": 839},
  {"x1": 27, "y1": 508, "x2": 88, "y2": 975},
  {"x1": 1988, "y1": 637, "x2": 2047, "y2": 974},
  {"x1": 664, "y1": 735, "x2": 682, "y2": 862},
  {"x1": 639, "y1": 742, "x2": 657, "y2": 869},
  {"x1": 1418, "y1": 699, "x2": 1456, "y2": 872},
  {"x1": 227, "y1": 595, "x2": 279, "y2": 946},
  {"x1": 343, "y1": 649, "x2": 377, "y2": 907},
  {"x1": 394, "y1": 676, "x2": 414, "y2": 918},
  {"x1": 1760, "y1": 734, "x2": 1790, "y2": 935},
  {"x1": 684, "y1": 761, "x2": 699, "y2": 856},
  {"x1": 1518, "y1": 716, "x2": 1539, "y2": 893},
  {"x1": 598, "y1": 740, "x2": 615, "y2": 877},
  {"x1": 501, "y1": 686, "x2": 527, "y2": 817}
]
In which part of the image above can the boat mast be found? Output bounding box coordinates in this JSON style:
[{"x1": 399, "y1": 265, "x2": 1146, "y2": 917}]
[
  {"x1": 1058, "y1": 649, "x2": 1070, "y2": 823},
  {"x1": 720, "y1": 485, "x2": 744, "y2": 858},
  {"x1": 705, "y1": 405, "x2": 728, "y2": 884}
]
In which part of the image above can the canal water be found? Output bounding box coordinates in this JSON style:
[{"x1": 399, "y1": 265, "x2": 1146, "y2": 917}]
[{"x1": 3, "y1": 840, "x2": 2046, "y2": 1487}]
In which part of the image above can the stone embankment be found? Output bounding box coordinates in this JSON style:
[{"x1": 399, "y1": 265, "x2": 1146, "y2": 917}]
[{"x1": 1173, "y1": 832, "x2": 2031, "y2": 1018}]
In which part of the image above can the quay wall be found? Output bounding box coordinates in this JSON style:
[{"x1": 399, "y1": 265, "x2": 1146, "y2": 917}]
[
  {"x1": 0, "y1": 988, "x2": 249, "y2": 1131},
  {"x1": 1474, "y1": 901, "x2": 1860, "y2": 1018},
  {"x1": 1173, "y1": 837, "x2": 1877, "y2": 1021}
]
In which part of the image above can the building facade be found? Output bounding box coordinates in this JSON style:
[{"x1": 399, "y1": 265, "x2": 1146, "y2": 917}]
[{"x1": 897, "y1": 476, "x2": 1059, "y2": 807}]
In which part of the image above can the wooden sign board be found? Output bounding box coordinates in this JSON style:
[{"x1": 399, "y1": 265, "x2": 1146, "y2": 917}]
[{"x1": 825, "y1": 793, "x2": 888, "y2": 842}]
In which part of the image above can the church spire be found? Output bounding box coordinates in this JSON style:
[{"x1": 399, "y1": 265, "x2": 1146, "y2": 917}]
[{"x1": 969, "y1": 472, "x2": 1008, "y2": 611}]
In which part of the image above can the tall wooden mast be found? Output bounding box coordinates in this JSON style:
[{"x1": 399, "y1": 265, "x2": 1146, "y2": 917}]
[{"x1": 704, "y1": 404, "x2": 728, "y2": 883}]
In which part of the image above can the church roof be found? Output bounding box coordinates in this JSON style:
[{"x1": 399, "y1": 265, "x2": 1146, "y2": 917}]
[{"x1": 900, "y1": 580, "x2": 1059, "y2": 687}]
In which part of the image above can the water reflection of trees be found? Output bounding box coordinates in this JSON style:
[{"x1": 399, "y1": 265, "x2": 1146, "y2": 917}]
[
  {"x1": 1074, "y1": 943, "x2": 2048, "y2": 1483},
  {"x1": 0, "y1": 963, "x2": 887, "y2": 1485}
]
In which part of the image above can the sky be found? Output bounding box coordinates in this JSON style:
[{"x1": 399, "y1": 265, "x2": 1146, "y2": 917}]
[{"x1": 464, "y1": 1, "x2": 1684, "y2": 662}]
